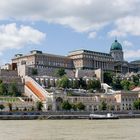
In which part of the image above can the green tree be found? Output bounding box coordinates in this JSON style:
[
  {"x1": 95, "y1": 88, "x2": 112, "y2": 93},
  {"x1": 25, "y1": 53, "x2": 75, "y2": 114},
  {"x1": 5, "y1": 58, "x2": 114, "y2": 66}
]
[
  {"x1": 79, "y1": 78, "x2": 86, "y2": 89},
  {"x1": 0, "y1": 83, "x2": 7, "y2": 96},
  {"x1": 57, "y1": 76, "x2": 69, "y2": 88},
  {"x1": 61, "y1": 100, "x2": 72, "y2": 110},
  {"x1": 36, "y1": 101, "x2": 43, "y2": 111},
  {"x1": 100, "y1": 101, "x2": 107, "y2": 110},
  {"x1": 71, "y1": 103, "x2": 77, "y2": 111},
  {"x1": 87, "y1": 79, "x2": 101, "y2": 91},
  {"x1": 87, "y1": 79, "x2": 93, "y2": 90},
  {"x1": 133, "y1": 75, "x2": 140, "y2": 86},
  {"x1": 76, "y1": 102, "x2": 85, "y2": 110},
  {"x1": 72, "y1": 79, "x2": 79, "y2": 89},
  {"x1": 94, "y1": 80, "x2": 101, "y2": 90},
  {"x1": 121, "y1": 80, "x2": 130, "y2": 90},
  {"x1": 128, "y1": 81, "x2": 135, "y2": 90},
  {"x1": 31, "y1": 68, "x2": 38, "y2": 75},
  {"x1": 68, "y1": 79, "x2": 73, "y2": 88},
  {"x1": 103, "y1": 72, "x2": 114, "y2": 85},
  {"x1": 55, "y1": 68, "x2": 66, "y2": 77},
  {"x1": 133, "y1": 100, "x2": 140, "y2": 110},
  {"x1": 0, "y1": 104, "x2": 5, "y2": 111},
  {"x1": 112, "y1": 77, "x2": 122, "y2": 90},
  {"x1": 8, "y1": 82, "x2": 20, "y2": 96}
]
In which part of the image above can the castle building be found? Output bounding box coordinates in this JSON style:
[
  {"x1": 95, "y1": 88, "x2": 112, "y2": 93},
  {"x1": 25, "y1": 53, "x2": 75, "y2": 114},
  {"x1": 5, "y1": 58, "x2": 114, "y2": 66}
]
[
  {"x1": 11, "y1": 40, "x2": 140, "y2": 77},
  {"x1": 12, "y1": 50, "x2": 73, "y2": 69}
]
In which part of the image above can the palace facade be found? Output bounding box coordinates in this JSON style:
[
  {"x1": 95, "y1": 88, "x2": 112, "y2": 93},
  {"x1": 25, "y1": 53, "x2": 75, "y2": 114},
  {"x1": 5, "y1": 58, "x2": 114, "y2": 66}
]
[{"x1": 11, "y1": 40, "x2": 140, "y2": 77}]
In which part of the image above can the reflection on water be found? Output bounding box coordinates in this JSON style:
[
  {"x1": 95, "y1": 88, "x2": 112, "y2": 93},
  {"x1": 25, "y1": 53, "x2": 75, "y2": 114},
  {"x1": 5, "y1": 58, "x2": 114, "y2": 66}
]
[{"x1": 0, "y1": 119, "x2": 140, "y2": 140}]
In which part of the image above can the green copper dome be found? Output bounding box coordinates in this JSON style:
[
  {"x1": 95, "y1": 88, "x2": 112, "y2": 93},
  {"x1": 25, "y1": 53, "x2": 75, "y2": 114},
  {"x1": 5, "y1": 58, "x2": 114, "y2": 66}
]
[{"x1": 110, "y1": 40, "x2": 122, "y2": 51}]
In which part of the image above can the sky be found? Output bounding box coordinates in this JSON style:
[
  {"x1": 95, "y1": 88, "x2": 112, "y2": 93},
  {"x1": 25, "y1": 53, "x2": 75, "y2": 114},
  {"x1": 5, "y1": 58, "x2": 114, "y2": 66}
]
[{"x1": 0, "y1": 0, "x2": 140, "y2": 65}]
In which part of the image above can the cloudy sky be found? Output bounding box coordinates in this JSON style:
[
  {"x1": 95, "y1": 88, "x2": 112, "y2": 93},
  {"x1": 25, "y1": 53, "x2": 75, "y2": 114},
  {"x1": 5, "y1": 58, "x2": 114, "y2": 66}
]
[{"x1": 0, "y1": 0, "x2": 140, "y2": 64}]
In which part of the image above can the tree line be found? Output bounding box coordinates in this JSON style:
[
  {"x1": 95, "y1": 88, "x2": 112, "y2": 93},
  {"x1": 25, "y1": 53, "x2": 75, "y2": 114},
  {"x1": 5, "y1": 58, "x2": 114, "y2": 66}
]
[
  {"x1": 56, "y1": 76, "x2": 101, "y2": 91},
  {"x1": 61, "y1": 100, "x2": 85, "y2": 111},
  {"x1": 104, "y1": 72, "x2": 140, "y2": 90},
  {"x1": 0, "y1": 80, "x2": 21, "y2": 96},
  {"x1": 40, "y1": 68, "x2": 102, "y2": 91}
]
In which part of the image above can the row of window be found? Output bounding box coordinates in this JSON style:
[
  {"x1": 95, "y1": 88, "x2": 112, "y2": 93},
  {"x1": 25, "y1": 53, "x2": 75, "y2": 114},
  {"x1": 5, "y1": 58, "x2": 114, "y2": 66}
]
[
  {"x1": 122, "y1": 98, "x2": 137, "y2": 102},
  {"x1": 122, "y1": 104, "x2": 132, "y2": 106},
  {"x1": 72, "y1": 54, "x2": 113, "y2": 61}
]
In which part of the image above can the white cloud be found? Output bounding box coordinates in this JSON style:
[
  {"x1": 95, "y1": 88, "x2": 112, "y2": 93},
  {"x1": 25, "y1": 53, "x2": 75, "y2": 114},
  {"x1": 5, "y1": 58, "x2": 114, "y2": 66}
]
[
  {"x1": 123, "y1": 40, "x2": 133, "y2": 48},
  {"x1": 0, "y1": 0, "x2": 139, "y2": 33},
  {"x1": 109, "y1": 16, "x2": 140, "y2": 37},
  {"x1": 88, "y1": 32, "x2": 97, "y2": 39},
  {"x1": 0, "y1": 23, "x2": 46, "y2": 52},
  {"x1": 108, "y1": 30, "x2": 126, "y2": 37},
  {"x1": 124, "y1": 49, "x2": 140, "y2": 59}
]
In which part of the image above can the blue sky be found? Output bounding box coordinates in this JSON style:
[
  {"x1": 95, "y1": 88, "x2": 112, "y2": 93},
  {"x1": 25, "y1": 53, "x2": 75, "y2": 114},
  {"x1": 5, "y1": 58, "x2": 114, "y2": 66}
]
[{"x1": 0, "y1": 0, "x2": 140, "y2": 64}]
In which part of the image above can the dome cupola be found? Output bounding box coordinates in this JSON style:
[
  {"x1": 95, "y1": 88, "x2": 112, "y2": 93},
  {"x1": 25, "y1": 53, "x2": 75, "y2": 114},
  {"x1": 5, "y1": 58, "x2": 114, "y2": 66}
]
[
  {"x1": 110, "y1": 39, "x2": 124, "y2": 61},
  {"x1": 110, "y1": 40, "x2": 122, "y2": 51}
]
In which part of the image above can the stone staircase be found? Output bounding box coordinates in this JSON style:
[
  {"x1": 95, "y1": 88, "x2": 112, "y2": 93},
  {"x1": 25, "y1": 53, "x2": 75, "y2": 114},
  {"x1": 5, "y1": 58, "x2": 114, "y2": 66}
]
[{"x1": 24, "y1": 76, "x2": 53, "y2": 110}]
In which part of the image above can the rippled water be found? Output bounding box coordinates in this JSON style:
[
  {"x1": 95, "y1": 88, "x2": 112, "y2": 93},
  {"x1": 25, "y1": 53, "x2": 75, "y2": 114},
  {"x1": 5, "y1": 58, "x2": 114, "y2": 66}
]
[{"x1": 0, "y1": 119, "x2": 140, "y2": 140}]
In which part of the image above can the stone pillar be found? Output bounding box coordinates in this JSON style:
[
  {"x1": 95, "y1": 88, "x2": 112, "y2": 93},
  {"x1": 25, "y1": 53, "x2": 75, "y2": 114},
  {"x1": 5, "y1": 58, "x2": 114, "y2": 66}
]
[
  {"x1": 52, "y1": 96, "x2": 56, "y2": 111},
  {"x1": 42, "y1": 101, "x2": 48, "y2": 110}
]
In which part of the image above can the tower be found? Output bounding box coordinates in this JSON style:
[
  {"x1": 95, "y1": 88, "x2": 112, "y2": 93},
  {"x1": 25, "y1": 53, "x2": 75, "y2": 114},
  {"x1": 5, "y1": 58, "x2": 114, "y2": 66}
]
[{"x1": 110, "y1": 40, "x2": 124, "y2": 61}]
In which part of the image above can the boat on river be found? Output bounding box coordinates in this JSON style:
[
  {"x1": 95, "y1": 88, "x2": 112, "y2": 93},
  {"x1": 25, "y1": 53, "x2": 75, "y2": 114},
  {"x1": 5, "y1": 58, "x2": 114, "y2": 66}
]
[{"x1": 89, "y1": 113, "x2": 119, "y2": 120}]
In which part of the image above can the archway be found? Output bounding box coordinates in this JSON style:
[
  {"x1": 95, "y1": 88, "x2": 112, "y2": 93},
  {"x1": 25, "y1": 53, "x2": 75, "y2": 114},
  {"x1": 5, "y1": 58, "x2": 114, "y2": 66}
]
[{"x1": 56, "y1": 97, "x2": 63, "y2": 111}]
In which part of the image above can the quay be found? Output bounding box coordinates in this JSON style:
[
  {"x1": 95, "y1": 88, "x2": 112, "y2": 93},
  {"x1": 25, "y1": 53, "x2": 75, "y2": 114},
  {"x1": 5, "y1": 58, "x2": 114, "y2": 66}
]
[{"x1": 0, "y1": 111, "x2": 140, "y2": 120}]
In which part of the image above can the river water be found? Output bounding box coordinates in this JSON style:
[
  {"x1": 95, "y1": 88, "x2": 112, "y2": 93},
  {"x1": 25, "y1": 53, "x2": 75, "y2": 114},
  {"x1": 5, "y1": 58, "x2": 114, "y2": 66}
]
[{"x1": 0, "y1": 119, "x2": 140, "y2": 140}]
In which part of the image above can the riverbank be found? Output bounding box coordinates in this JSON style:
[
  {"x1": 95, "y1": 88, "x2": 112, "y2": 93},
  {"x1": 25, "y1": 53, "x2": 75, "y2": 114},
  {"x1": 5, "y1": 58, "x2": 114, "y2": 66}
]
[
  {"x1": 0, "y1": 111, "x2": 140, "y2": 120},
  {"x1": 0, "y1": 114, "x2": 88, "y2": 120}
]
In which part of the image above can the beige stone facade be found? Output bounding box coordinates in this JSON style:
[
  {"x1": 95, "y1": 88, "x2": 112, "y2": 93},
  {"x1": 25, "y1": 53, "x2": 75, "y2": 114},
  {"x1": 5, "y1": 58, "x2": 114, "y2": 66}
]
[
  {"x1": 68, "y1": 50, "x2": 114, "y2": 71},
  {"x1": 66, "y1": 95, "x2": 100, "y2": 111},
  {"x1": 12, "y1": 50, "x2": 114, "y2": 72},
  {"x1": 12, "y1": 49, "x2": 115, "y2": 78},
  {"x1": 12, "y1": 50, "x2": 114, "y2": 78},
  {"x1": 115, "y1": 91, "x2": 139, "y2": 110},
  {"x1": 12, "y1": 50, "x2": 73, "y2": 70},
  {"x1": 53, "y1": 93, "x2": 101, "y2": 111}
]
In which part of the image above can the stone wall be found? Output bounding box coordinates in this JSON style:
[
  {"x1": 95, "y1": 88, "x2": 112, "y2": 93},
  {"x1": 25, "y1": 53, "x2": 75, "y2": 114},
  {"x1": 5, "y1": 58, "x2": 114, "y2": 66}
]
[
  {"x1": 0, "y1": 69, "x2": 24, "y2": 93},
  {"x1": 75, "y1": 69, "x2": 96, "y2": 78},
  {"x1": 0, "y1": 69, "x2": 18, "y2": 77}
]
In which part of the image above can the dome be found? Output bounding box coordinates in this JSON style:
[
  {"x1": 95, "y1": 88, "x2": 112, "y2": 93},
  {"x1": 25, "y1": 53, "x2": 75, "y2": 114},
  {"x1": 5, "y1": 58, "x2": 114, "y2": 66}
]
[{"x1": 110, "y1": 40, "x2": 122, "y2": 51}]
